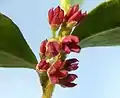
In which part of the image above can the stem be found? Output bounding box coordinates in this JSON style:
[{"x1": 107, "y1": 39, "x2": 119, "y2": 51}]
[
  {"x1": 52, "y1": 30, "x2": 56, "y2": 38},
  {"x1": 38, "y1": 72, "x2": 55, "y2": 98},
  {"x1": 58, "y1": 26, "x2": 71, "y2": 37},
  {"x1": 42, "y1": 81, "x2": 55, "y2": 98}
]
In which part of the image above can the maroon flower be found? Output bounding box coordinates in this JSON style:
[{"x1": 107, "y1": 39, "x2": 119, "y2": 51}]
[
  {"x1": 65, "y1": 4, "x2": 86, "y2": 24},
  {"x1": 36, "y1": 59, "x2": 50, "y2": 72},
  {"x1": 62, "y1": 35, "x2": 80, "y2": 54},
  {"x1": 40, "y1": 40, "x2": 47, "y2": 57},
  {"x1": 46, "y1": 41, "x2": 61, "y2": 57},
  {"x1": 48, "y1": 6, "x2": 64, "y2": 30},
  {"x1": 48, "y1": 59, "x2": 78, "y2": 87},
  {"x1": 65, "y1": 58, "x2": 79, "y2": 71},
  {"x1": 48, "y1": 60, "x2": 68, "y2": 84},
  {"x1": 59, "y1": 74, "x2": 78, "y2": 87}
]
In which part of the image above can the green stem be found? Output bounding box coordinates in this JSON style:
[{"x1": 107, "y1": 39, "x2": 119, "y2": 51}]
[
  {"x1": 52, "y1": 30, "x2": 56, "y2": 38},
  {"x1": 42, "y1": 81, "x2": 55, "y2": 98},
  {"x1": 58, "y1": 26, "x2": 72, "y2": 37}
]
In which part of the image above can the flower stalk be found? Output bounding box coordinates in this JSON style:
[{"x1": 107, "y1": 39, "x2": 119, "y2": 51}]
[
  {"x1": 42, "y1": 82, "x2": 55, "y2": 98},
  {"x1": 36, "y1": 4, "x2": 87, "y2": 98},
  {"x1": 52, "y1": 30, "x2": 56, "y2": 38}
]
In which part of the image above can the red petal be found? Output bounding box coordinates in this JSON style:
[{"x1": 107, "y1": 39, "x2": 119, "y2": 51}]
[
  {"x1": 62, "y1": 36, "x2": 72, "y2": 43},
  {"x1": 62, "y1": 83, "x2": 77, "y2": 87},
  {"x1": 66, "y1": 7, "x2": 74, "y2": 19},
  {"x1": 70, "y1": 35, "x2": 80, "y2": 44},
  {"x1": 65, "y1": 58, "x2": 79, "y2": 71},
  {"x1": 59, "y1": 74, "x2": 77, "y2": 87},
  {"x1": 68, "y1": 11, "x2": 81, "y2": 22},
  {"x1": 66, "y1": 58, "x2": 78, "y2": 64},
  {"x1": 51, "y1": 6, "x2": 63, "y2": 25},
  {"x1": 43, "y1": 64, "x2": 50, "y2": 71},
  {"x1": 65, "y1": 4, "x2": 79, "y2": 22},
  {"x1": 37, "y1": 59, "x2": 49, "y2": 71},
  {"x1": 46, "y1": 41, "x2": 60, "y2": 57},
  {"x1": 71, "y1": 45, "x2": 81, "y2": 53},
  {"x1": 54, "y1": 6, "x2": 60, "y2": 15},
  {"x1": 66, "y1": 74, "x2": 78, "y2": 82},
  {"x1": 48, "y1": 8, "x2": 54, "y2": 24},
  {"x1": 40, "y1": 40, "x2": 47, "y2": 54},
  {"x1": 63, "y1": 44, "x2": 71, "y2": 54},
  {"x1": 51, "y1": 14, "x2": 60, "y2": 25},
  {"x1": 53, "y1": 60, "x2": 63, "y2": 70},
  {"x1": 56, "y1": 70, "x2": 68, "y2": 78},
  {"x1": 63, "y1": 35, "x2": 80, "y2": 44},
  {"x1": 67, "y1": 64, "x2": 78, "y2": 71},
  {"x1": 59, "y1": 9, "x2": 64, "y2": 23},
  {"x1": 62, "y1": 35, "x2": 80, "y2": 53},
  {"x1": 50, "y1": 76, "x2": 59, "y2": 84},
  {"x1": 72, "y1": 4, "x2": 79, "y2": 14}
]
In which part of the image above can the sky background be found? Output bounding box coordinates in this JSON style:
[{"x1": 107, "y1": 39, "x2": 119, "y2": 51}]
[{"x1": 0, "y1": 0, "x2": 120, "y2": 98}]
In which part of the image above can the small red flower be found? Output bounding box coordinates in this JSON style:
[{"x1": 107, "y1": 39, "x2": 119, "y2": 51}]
[
  {"x1": 36, "y1": 59, "x2": 50, "y2": 72},
  {"x1": 48, "y1": 59, "x2": 78, "y2": 87},
  {"x1": 48, "y1": 60, "x2": 68, "y2": 84},
  {"x1": 62, "y1": 35, "x2": 80, "y2": 54},
  {"x1": 65, "y1": 4, "x2": 86, "y2": 24},
  {"x1": 40, "y1": 40, "x2": 47, "y2": 57},
  {"x1": 48, "y1": 6, "x2": 64, "y2": 30},
  {"x1": 46, "y1": 41, "x2": 61, "y2": 57}
]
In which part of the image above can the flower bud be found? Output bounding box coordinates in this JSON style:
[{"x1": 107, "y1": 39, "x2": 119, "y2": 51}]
[
  {"x1": 65, "y1": 4, "x2": 86, "y2": 26},
  {"x1": 36, "y1": 59, "x2": 50, "y2": 72},
  {"x1": 48, "y1": 60, "x2": 68, "y2": 84},
  {"x1": 46, "y1": 41, "x2": 61, "y2": 57},
  {"x1": 40, "y1": 40, "x2": 47, "y2": 57},
  {"x1": 48, "y1": 6, "x2": 64, "y2": 31},
  {"x1": 62, "y1": 35, "x2": 80, "y2": 54},
  {"x1": 47, "y1": 60, "x2": 78, "y2": 87}
]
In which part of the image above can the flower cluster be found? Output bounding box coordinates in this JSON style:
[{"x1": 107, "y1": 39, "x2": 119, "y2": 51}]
[{"x1": 36, "y1": 5, "x2": 86, "y2": 87}]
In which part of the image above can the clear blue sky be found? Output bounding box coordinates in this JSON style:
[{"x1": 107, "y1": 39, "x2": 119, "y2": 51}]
[{"x1": 0, "y1": 0, "x2": 120, "y2": 98}]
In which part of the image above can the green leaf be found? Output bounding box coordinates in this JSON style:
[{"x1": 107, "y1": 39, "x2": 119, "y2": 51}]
[
  {"x1": 72, "y1": 0, "x2": 120, "y2": 48},
  {"x1": 80, "y1": 27, "x2": 120, "y2": 48},
  {"x1": 0, "y1": 13, "x2": 37, "y2": 69}
]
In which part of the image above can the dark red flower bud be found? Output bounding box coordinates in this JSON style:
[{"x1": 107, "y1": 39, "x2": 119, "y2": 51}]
[
  {"x1": 40, "y1": 40, "x2": 47, "y2": 57},
  {"x1": 65, "y1": 58, "x2": 79, "y2": 71},
  {"x1": 36, "y1": 59, "x2": 50, "y2": 72},
  {"x1": 48, "y1": 60, "x2": 68, "y2": 84},
  {"x1": 48, "y1": 6, "x2": 64, "y2": 30},
  {"x1": 46, "y1": 41, "x2": 61, "y2": 57},
  {"x1": 65, "y1": 4, "x2": 79, "y2": 20},
  {"x1": 62, "y1": 35, "x2": 80, "y2": 54},
  {"x1": 59, "y1": 74, "x2": 78, "y2": 87},
  {"x1": 47, "y1": 60, "x2": 78, "y2": 87},
  {"x1": 65, "y1": 4, "x2": 86, "y2": 24}
]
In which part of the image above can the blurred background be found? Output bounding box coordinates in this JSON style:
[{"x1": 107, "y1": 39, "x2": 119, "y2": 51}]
[{"x1": 0, "y1": 0, "x2": 120, "y2": 98}]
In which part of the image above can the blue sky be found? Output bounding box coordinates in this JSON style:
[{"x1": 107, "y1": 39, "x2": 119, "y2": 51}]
[{"x1": 0, "y1": 0, "x2": 120, "y2": 98}]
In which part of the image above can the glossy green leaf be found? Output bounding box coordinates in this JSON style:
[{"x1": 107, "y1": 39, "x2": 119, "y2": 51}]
[
  {"x1": 80, "y1": 27, "x2": 120, "y2": 48},
  {"x1": 0, "y1": 13, "x2": 37, "y2": 69},
  {"x1": 72, "y1": 0, "x2": 120, "y2": 48}
]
